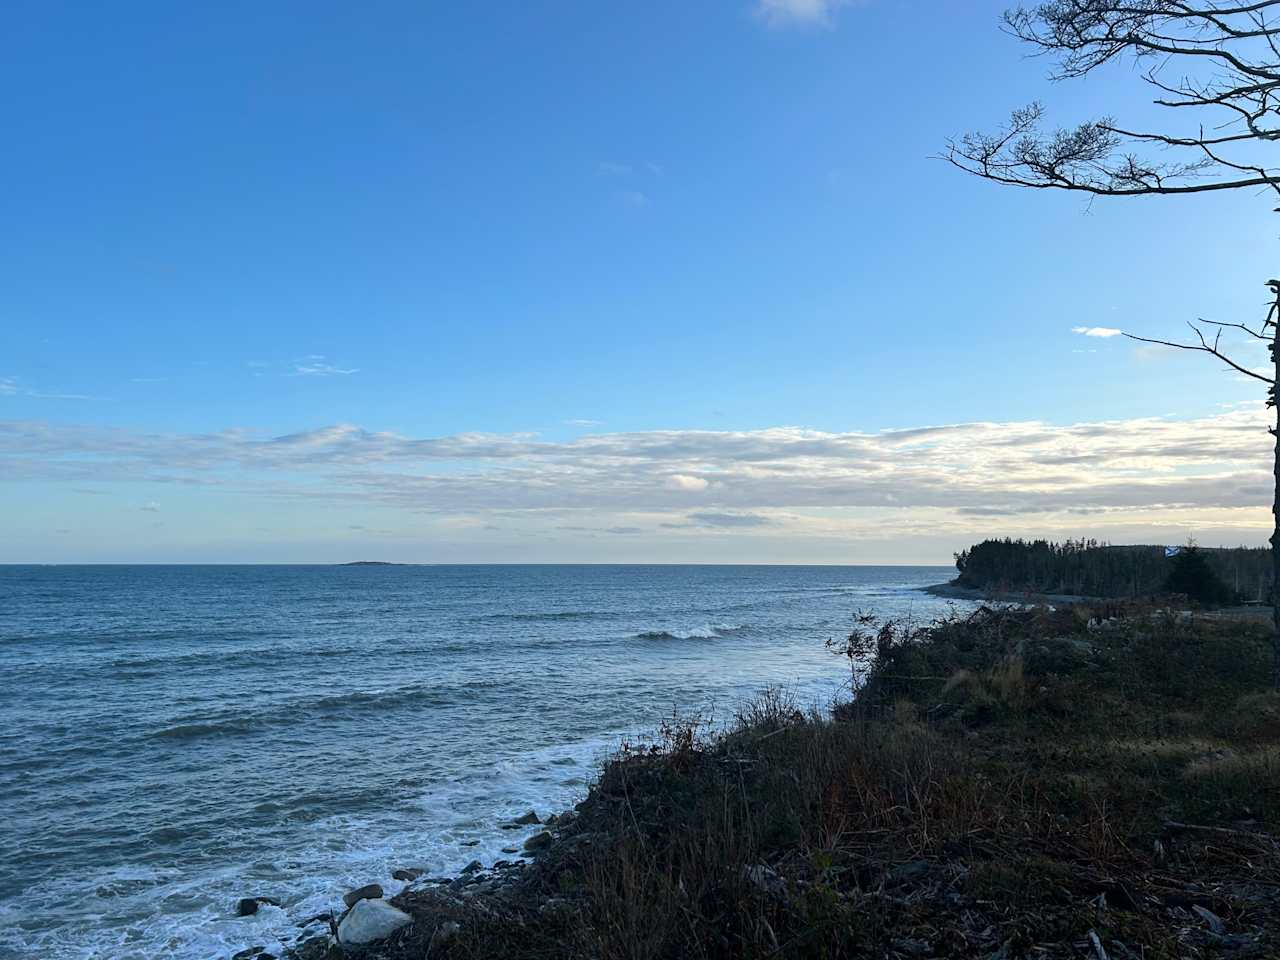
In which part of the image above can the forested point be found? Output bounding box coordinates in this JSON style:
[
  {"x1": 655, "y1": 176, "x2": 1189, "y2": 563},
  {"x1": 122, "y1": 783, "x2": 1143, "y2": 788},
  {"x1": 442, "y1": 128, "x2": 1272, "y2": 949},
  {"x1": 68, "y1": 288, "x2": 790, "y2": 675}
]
[{"x1": 953, "y1": 538, "x2": 1270, "y2": 606}]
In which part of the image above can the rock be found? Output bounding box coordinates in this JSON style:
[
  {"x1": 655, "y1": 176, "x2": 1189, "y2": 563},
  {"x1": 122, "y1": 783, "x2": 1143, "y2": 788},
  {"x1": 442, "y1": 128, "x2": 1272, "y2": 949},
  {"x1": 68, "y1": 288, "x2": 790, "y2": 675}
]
[
  {"x1": 512, "y1": 809, "x2": 540, "y2": 825},
  {"x1": 523, "y1": 831, "x2": 554, "y2": 853},
  {"x1": 461, "y1": 859, "x2": 484, "y2": 874},
  {"x1": 230, "y1": 947, "x2": 267, "y2": 960},
  {"x1": 501, "y1": 847, "x2": 519, "y2": 854},
  {"x1": 430, "y1": 920, "x2": 461, "y2": 950},
  {"x1": 391, "y1": 868, "x2": 422, "y2": 882},
  {"x1": 342, "y1": 883, "x2": 384, "y2": 908},
  {"x1": 236, "y1": 896, "x2": 280, "y2": 917},
  {"x1": 555, "y1": 809, "x2": 578, "y2": 826},
  {"x1": 336, "y1": 898, "x2": 412, "y2": 946}
]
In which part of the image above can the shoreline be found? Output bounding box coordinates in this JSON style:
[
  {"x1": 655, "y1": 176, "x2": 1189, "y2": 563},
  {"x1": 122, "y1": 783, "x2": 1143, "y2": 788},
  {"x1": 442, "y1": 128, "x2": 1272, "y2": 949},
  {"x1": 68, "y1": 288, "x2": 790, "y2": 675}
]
[
  {"x1": 921, "y1": 580, "x2": 1101, "y2": 605},
  {"x1": 258, "y1": 604, "x2": 1280, "y2": 959}
]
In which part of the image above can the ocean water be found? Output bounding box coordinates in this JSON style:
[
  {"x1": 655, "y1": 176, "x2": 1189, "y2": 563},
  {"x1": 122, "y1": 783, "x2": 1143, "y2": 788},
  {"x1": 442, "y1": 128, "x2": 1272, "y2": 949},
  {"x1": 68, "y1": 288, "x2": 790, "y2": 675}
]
[{"x1": 0, "y1": 564, "x2": 970, "y2": 960}]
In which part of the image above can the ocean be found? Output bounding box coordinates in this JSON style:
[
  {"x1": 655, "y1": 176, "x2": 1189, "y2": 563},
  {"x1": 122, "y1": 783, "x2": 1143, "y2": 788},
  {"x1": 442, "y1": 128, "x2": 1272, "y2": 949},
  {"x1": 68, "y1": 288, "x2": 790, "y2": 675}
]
[{"x1": 0, "y1": 563, "x2": 971, "y2": 959}]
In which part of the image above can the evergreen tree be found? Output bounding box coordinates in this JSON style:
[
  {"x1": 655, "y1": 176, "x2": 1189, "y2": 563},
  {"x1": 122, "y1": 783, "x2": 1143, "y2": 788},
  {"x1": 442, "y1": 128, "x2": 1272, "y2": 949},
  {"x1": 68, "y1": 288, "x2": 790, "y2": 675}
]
[{"x1": 1164, "y1": 546, "x2": 1235, "y2": 609}]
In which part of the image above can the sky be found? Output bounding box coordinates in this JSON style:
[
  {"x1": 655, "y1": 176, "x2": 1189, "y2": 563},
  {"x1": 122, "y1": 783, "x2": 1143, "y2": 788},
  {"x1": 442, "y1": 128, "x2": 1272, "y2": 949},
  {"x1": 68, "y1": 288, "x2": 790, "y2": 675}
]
[{"x1": 2, "y1": 0, "x2": 1277, "y2": 563}]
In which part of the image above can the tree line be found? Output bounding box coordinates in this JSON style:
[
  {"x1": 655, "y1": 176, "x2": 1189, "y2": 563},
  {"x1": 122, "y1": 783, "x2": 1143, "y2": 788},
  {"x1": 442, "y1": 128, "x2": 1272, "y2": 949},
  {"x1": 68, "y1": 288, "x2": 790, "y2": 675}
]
[{"x1": 953, "y1": 538, "x2": 1271, "y2": 604}]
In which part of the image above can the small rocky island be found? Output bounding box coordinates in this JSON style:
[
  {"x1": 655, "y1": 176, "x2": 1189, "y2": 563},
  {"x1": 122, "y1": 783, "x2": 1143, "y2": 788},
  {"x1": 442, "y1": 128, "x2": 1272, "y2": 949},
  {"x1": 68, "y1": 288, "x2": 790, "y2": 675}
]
[{"x1": 338, "y1": 561, "x2": 406, "y2": 566}]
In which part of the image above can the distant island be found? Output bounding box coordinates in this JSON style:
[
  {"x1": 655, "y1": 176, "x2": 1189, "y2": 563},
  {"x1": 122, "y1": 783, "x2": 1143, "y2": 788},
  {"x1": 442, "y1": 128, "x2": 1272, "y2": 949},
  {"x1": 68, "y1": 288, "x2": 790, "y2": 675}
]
[{"x1": 339, "y1": 561, "x2": 406, "y2": 566}]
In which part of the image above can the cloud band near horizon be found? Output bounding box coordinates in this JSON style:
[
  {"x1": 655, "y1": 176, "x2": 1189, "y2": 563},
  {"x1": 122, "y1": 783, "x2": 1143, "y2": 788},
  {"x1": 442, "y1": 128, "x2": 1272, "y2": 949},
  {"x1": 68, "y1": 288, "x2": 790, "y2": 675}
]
[{"x1": 0, "y1": 406, "x2": 1272, "y2": 554}]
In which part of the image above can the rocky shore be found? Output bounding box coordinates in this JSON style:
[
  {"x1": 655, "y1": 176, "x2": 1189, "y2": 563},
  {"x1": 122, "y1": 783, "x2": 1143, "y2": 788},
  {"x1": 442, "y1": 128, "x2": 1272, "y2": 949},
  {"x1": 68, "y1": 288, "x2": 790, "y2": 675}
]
[{"x1": 228, "y1": 604, "x2": 1280, "y2": 959}]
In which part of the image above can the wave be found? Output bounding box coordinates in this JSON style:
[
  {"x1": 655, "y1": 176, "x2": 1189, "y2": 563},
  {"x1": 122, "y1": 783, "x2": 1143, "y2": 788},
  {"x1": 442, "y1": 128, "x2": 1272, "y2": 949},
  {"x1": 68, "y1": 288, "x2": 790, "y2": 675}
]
[
  {"x1": 470, "y1": 610, "x2": 618, "y2": 623},
  {"x1": 633, "y1": 623, "x2": 750, "y2": 641},
  {"x1": 148, "y1": 682, "x2": 472, "y2": 741},
  {"x1": 151, "y1": 719, "x2": 261, "y2": 740}
]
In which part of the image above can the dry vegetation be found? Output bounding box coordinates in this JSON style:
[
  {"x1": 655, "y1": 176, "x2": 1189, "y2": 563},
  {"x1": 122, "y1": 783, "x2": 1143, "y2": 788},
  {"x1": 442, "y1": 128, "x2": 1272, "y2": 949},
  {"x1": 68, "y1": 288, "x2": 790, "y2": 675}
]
[{"x1": 334, "y1": 606, "x2": 1280, "y2": 959}]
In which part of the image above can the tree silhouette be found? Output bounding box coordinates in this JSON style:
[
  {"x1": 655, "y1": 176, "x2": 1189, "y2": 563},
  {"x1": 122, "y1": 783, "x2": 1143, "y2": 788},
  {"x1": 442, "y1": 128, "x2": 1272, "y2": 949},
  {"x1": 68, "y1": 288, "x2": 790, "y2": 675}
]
[
  {"x1": 948, "y1": 1, "x2": 1280, "y2": 687},
  {"x1": 1165, "y1": 543, "x2": 1236, "y2": 606}
]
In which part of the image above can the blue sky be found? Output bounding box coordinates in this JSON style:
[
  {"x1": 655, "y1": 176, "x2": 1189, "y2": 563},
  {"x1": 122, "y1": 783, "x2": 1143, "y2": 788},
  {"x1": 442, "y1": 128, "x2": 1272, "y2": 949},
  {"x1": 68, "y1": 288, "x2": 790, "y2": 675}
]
[{"x1": 2, "y1": 0, "x2": 1276, "y2": 562}]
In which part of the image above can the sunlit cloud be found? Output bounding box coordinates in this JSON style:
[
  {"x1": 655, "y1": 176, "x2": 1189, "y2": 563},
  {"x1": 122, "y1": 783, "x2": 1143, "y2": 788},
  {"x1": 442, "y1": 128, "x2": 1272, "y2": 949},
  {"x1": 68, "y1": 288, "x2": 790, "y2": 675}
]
[
  {"x1": 1072, "y1": 326, "x2": 1123, "y2": 338},
  {"x1": 667, "y1": 474, "x2": 710, "y2": 492},
  {"x1": 0, "y1": 406, "x2": 1272, "y2": 547}
]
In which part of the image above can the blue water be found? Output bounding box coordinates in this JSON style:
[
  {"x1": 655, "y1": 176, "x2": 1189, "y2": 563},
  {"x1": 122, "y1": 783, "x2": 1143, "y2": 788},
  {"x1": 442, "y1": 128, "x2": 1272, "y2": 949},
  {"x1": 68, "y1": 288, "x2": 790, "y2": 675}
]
[{"x1": 0, "y1": 564, "x2": 968, "y2": 959}]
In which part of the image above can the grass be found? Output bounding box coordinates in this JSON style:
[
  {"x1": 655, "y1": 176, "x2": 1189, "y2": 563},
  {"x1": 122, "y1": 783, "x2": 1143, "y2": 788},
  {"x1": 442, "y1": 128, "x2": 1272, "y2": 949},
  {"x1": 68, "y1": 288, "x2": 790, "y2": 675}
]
[{"x1": 338, "y1": 605, "x2": 1280, "y2": 959}]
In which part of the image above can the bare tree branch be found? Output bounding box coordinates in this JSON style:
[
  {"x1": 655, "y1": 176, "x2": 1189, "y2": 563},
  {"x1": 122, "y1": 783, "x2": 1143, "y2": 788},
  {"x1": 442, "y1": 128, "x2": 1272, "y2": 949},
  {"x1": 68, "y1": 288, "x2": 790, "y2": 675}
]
[
  {"x1": 945, "y1": 2, "x2": 1280, "y2": 200},
  {"x1": 1124, "y1": 321, "x2": 1276, "y2": 384}
]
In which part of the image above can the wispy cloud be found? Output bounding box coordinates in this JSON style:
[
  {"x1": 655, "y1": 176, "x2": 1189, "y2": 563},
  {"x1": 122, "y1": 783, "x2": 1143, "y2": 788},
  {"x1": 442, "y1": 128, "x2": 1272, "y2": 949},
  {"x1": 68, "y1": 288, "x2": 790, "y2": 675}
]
[
  {"x1": 0, "y1": 377, "x2": 93, "y2": 401},
  {"x1": 1072, "y1": 326, "x2": 1123, "y2": 338},
  {"x1": 290, "y1": 355, "x2": 359, "y2": 377},
  {"x1": 754, "y1": 0, "x2": 853, "y2": 28},
  {"x1": 688, "y1": 511, "x2": 772, "y2": 528},
  {"x1": 140, "y1": 501, "x2": 160, "y2": 513},
  {"x1": 597, "y1": 161, "x2": 633, "y2": 176},
  {"x1": 566, "y1": 419, "x2": 603, "y2": 428}
]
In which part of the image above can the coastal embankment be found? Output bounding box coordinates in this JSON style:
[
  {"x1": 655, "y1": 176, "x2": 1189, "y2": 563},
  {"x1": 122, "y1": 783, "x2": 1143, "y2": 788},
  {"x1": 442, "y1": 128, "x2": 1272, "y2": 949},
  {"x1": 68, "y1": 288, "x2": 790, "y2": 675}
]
[{"x1": 258, "y1": 603, "x2": 1280, "y2": 960}]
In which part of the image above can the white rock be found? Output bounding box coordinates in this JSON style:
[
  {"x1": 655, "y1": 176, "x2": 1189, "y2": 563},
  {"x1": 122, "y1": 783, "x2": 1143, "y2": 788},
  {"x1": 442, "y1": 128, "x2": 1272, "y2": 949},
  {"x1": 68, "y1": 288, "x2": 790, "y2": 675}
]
[{"x1": 337, "y1": 898, "x2": 412, "y2": 945}]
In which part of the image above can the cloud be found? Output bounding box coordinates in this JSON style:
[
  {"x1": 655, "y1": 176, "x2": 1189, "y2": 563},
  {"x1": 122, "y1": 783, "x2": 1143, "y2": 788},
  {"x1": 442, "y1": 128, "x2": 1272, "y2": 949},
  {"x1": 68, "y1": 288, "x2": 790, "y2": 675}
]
[
  {"x1": 566, "y1": 419, "x2": 603, "y2": 428},
  {"x1": 291, "y1": 356, "x2": 359, "y2": 377},
  {"x1": 597, "y1": 161, "x2": 633, "y2": 176},
  {"x1": 666, "y1": 474, "x2": 710, "y2": 492},
  {"x1": 688, "y1": 512, "x2": 772, "y2": 528},
  {"x1": 617, "y1": 190, "x2": 649, "y2": 208},
  {"x1": 0, "y1": 377, "x2": 93, "y2": 400},
  {"x1": 755, "y1": 0, "x2": 852, "y2": 27},
  {"x1": 0, "y1": 407, "x2": 1273, "y2": 545},
  {"x1": 140, "y1": 501, "x2": 160, "y2": 512},
  {"x1": 1072, "y1": 326, "x2": 1123, "y2": 338}
]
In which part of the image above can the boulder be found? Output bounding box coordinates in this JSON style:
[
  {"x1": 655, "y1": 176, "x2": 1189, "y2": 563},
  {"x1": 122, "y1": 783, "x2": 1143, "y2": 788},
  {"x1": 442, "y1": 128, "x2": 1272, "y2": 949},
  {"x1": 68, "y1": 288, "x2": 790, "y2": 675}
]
[
  {"x1": 336, "y1": 898, "x2": 412, "y2": 946},
  {"x1": 512, "y1": 809, "x2": 540, "y2": 825},
  {"x1": 236, "y1": 897, "x2": 280, "y2": 917},
  {"x1": 461, "y1": 859, "x2": 483, "y2": 874},
  {"x1": 342, "y1": 883, "x2": 384, "y2": 908},
  {"x1": 523, "y1": 831, "x2": 553, "y2": 853},
  {"x1": 391, "y1": 868, "x2": 422, "y2": 882}
]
